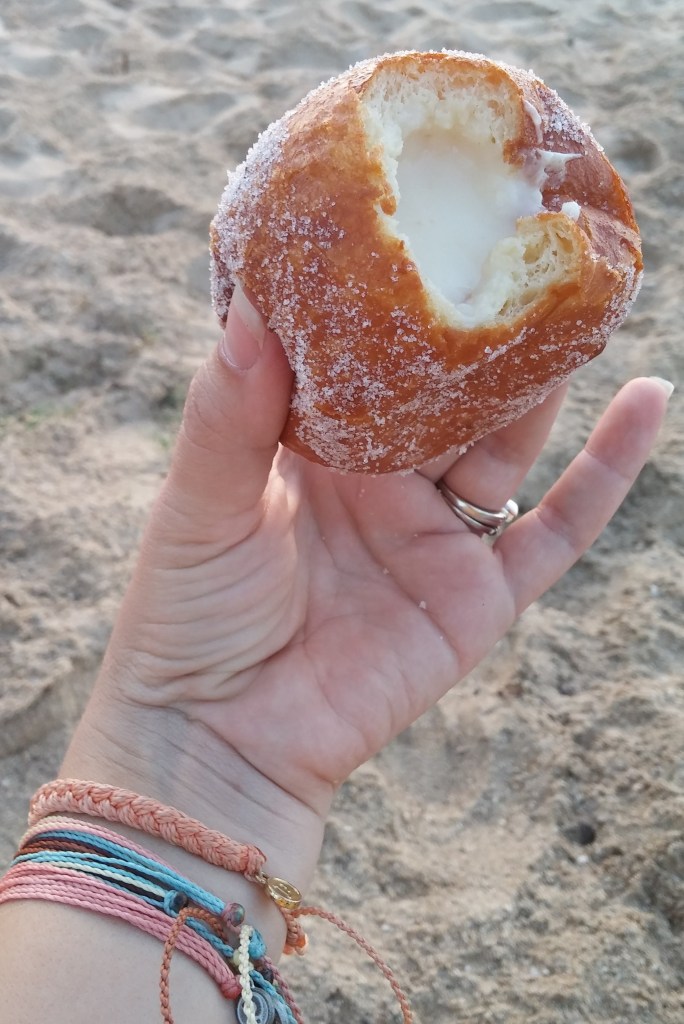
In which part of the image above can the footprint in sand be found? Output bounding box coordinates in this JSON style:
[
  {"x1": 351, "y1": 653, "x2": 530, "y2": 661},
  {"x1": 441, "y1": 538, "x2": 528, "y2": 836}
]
[
  {"x1": 0, "y1": 108, "x2": 16, "y2": 137},
  {"x1": 0, "y1": 41, "x2": 67, "y2": 78},
  {"x1": 0, "y1": 227, "x2": 25, "y2": 274},
  {"x1": 56, "y1": 185, "x2": 186, "y2": 236},
  {"x1": 131, "y1": 91, "x2": 237, "y2": 133},
  {"x1": 0, "y1": 136, "x2": 69, "y2": 199},
  {"x1": 468, "y1": 1, "x2": 558, "y2": 21},
  {"x1": 56, "y1": 22, "x2": 109, "y2": 54},
  {"x1": 94, "y1": 81, "x2": 237, "y2": 136},
  {"x1": 601, "y1": 128, "x2": 662, "y2": 177}
]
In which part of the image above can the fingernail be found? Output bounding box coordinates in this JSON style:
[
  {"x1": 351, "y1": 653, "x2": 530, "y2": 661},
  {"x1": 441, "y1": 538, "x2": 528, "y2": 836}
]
[
  {"x1": 220, "y1": 283, "x2": 267, "y2": 370},
  {"x1": 648, "y1": 376, "x2": 675, "y2": 399}
]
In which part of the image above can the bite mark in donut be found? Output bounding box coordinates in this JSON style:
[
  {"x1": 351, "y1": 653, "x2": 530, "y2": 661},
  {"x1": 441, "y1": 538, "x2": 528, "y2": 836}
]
[{"x1": 210, "y1": 50, "x2": 642, "y2": 473}]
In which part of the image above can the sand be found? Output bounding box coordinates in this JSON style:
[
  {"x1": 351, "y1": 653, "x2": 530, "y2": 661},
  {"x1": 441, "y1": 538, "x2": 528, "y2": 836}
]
[{"x1": 0, "y1": 0, "x2": 682, "y2": 1020}]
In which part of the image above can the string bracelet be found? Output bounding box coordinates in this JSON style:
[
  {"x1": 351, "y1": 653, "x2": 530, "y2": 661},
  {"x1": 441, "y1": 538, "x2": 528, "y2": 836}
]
[
  {"x1": 0, "y1": 859, "x2": 240, "y2": 998},
  {"x1": 28, "y1": 780, "x2": 415, "y2": 1022},
  {"x1": 1, "y1": 818, "x2": 302, "y2": 1024},
  {"x1": 29, "y1": 778, "x2": 307, "y2": 955}
]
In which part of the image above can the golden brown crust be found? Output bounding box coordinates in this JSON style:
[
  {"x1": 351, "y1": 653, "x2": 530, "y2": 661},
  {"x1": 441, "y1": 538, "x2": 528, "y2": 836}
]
[{"x1": 210, "y1": 50, "x2": 642, "y2": 473}]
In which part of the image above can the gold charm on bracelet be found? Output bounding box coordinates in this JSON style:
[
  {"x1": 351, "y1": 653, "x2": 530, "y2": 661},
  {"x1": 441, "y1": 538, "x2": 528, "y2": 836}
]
[{"x1": 264, "y1": 876, "x2": 302, "y2": 911}]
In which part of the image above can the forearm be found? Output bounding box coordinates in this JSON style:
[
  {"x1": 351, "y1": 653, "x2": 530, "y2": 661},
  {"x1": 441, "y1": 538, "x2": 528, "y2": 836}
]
[{"x1": 0, "y1": 683, "x2": 325, "y2": 1023}]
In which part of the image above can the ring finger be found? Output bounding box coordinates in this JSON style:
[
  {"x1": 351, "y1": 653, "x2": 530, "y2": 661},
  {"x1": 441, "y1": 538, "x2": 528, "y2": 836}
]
[{"x1": 419, "y1": 384, "x2": 568, "y2": 517}]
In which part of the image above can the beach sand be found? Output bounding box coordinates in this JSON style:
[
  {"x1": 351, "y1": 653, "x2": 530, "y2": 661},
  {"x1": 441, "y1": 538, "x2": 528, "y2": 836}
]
[{"x1": 1, "y1": 0, "x2": 682, "y2": 1020}]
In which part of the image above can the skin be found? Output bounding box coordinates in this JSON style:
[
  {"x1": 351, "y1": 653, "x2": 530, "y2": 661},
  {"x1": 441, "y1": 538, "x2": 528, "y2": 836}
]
[{"x1": 0, "y1": 284, "x2": 671, "y2": 1022}]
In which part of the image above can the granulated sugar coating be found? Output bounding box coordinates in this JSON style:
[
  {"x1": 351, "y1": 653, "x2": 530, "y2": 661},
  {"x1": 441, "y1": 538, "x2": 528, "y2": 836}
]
[{"x1": 210, "y1": 50, "x2": 642, "y2": 473}]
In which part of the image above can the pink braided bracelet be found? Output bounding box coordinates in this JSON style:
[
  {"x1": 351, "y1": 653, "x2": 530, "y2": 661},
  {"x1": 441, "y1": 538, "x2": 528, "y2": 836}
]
[{"x1": 29, "y1": 779, "x2": 265, "y2": 876}]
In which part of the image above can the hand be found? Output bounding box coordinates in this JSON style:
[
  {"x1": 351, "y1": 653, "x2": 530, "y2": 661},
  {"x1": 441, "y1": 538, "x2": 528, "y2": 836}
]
[{"x1": 68, "y1": 287, "x2": 669, "y2": 830}]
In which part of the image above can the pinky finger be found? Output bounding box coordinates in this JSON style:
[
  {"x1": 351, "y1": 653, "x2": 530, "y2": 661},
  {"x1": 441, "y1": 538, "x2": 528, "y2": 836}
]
[{"x1": 499, "y1": 376, "x2": 673, "y2": 615}]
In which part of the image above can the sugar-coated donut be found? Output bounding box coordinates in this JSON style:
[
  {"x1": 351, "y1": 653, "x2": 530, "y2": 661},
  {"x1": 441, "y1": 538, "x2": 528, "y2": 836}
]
[{"x1": 210, "y1": 50, "x2": 642, "y2": 473}]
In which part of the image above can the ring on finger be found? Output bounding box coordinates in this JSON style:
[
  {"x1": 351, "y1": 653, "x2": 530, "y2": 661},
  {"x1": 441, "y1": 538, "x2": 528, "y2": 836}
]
[{"x1": 436, "y1": 479, "x2": 519, "y2": 539}]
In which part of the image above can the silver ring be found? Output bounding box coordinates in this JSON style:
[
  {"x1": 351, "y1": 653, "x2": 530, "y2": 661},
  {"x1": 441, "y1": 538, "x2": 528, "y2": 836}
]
[{"x1": 436, "y1": 479, "x2": 519, "y2": 539}]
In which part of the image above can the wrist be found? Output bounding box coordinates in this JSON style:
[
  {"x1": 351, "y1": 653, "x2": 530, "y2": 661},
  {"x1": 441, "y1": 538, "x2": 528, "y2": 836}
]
[{"x1": 58, "y1": 684, "x2": 325, "y2": 957}]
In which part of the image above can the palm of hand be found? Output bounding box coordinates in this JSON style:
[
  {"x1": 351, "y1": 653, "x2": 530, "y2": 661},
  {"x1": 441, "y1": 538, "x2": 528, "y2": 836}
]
[{"x1": 114, "y1": 445, "x2": 516, "y2": 810}]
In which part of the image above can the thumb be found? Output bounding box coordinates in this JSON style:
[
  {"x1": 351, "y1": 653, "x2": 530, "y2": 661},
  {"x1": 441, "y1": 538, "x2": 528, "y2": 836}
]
[{"x1": 161, "y1": 284, "x2": 294, "y2": 536}]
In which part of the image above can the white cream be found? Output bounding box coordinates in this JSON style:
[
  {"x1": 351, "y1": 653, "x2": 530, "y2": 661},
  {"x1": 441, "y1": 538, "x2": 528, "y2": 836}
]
[
  {"x1": 361, "y1": 72, "x2": 583, "y2": 327},
  {"x1": 528, "y1": 149, "x2": 581, "y2": 187},
  {"x1": 395, "y1": 128, "x2": 544, "y2": 307},
  {"x1": 561, "y1": 200, "x2": 581, "y2": 220},
  {"x1": 523, "y1": 99, "x2": 543, "y2": 144}
]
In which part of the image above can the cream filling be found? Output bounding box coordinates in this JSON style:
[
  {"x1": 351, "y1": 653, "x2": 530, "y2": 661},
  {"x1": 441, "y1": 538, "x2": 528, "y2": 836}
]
[
  {"x1": 391, "y1": 127, "x2": 578, "y2": 325},
  {"x1": 396, "y1": 129, "x2": 544, "y2": 307}
]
